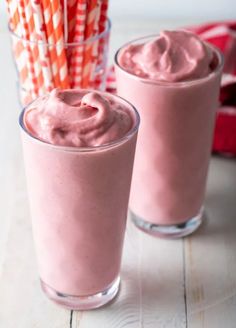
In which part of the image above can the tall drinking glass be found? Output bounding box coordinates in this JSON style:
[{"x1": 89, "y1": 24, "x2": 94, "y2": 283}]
[
  {"x1": 19, "y1": 91, "x2": 139, "y2": 309},
  {"x1": 115, "y1": 35, "x2": 223, "y2": 238}
]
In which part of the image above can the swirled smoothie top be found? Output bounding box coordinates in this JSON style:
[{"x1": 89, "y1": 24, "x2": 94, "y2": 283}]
[
  {"x1": 118, "y1": 30, "x2": 217, "y2": 82},
  {"x1": 24, "y1": 89, "x2": 135, "y2": 147}
]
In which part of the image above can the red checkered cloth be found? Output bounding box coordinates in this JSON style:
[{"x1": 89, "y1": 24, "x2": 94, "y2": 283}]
[{"x1": 106, "y1": 21, "x2": 236, "y2": 155}]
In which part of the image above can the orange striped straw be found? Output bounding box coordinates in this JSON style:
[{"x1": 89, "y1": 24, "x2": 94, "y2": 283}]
[
  {"x1": 31, "y1": 1, "x2": 54, "y2": 93},
  {"x1": 6, "y1": 0, "x2": 30, "y2": 92},
  {"x1": 50, "y1": 0, "x2": 70, "y2": 89},
  {"x1": 65, "y1": 0, "x2": 77, "y2": 81},
  {"x1": 41, "y1": 0, "x2": 61, "y2": 88},
  {"x1": 6, "y1": 0, "x2": 110, "y2": 99},
  {"x1": 23, "y1": 0, "x2": 44, "y2": 96},
  {"x1": 89, "y1": 0, "x2": 101, "y2": 87},
  {"x1": 81, "y1": 0, "x2": 100, "y2": 88},
  {"x1": 69, "y1": 0, "x2": 87, "y2": 88},
  {"x1": 17, "y1": 0, "x2": 38, "y2": 98},
  {"x1": 99, "y1": 0, "x2": 108, "y2": 33},
  {"x1": 94, "y1": 0, "x2": 109, "y2": 87},
  {"x1": 67, "y1": 0, "x2": 77, "y2": 43},
  {"x1": 5, "y1": 0, "x2": 13, "y2": 31}
]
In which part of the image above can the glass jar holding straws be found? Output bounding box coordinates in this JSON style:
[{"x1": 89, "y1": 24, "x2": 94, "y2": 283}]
[{"x1": 6, "y1": 0, "x2": 111, "y2": 106}]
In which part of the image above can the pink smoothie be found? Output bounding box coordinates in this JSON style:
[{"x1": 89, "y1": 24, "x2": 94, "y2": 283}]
[
  {"x1": 20, "y1": 89, "x2": 139, "y2": 298},
  {"x1": 115, "y1": 30, "x2": 223, "y2": 226}
]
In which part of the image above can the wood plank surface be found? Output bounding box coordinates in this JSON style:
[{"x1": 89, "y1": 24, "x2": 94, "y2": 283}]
[
  {"x1": 73, "y1": 219, "x2": 185, "y2": 328},
  {"x1": 1, "y1": 18, "x2": 236, "y2": 328},
  {"x1": 186, "y1": 157, "x2": 236, "y2": 328},
  {"x1": 0, "y1": 33, "x2": 70, "y2": 328},
  {"x1": 0, "y1": 150, "x2": 71, "y2": 328}
]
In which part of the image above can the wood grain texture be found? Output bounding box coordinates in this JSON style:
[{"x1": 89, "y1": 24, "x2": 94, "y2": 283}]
[
  {"x1": 185, "y1": 157, "x2": 236, "y2": 328},
  {"x1": 1, "y1": 19, "x2": 236, "y2": 327},
  {"x1": 73, "y1": 219, "x2": 186, "y2": 328},
  {"x1": 0, "y1": 33, "x2": 70, "y2": 328},
  {"x1": 0, "y1": 155, "x2": 70, "y2": 328}
]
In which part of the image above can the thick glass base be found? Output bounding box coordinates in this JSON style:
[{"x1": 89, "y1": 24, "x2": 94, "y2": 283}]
[
  {"x1": 40, "y1": 276, "x2": 120, "y2": 310},
  {"x1": 130, "y1": 208, "x2": 204, "y2": 239}
]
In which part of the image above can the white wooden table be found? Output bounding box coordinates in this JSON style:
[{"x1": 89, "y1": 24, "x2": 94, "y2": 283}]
[{"x1": 1, "y1": 18, "x2": 236, "y2": 328}]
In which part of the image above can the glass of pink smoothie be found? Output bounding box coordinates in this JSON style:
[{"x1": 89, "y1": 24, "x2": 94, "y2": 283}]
[
  {"x1": 115, "y1": 30, "x2": 223, "y2": 238},
  {"x1": 19, "y1": 89, "x2": 139, "y2": 309}
]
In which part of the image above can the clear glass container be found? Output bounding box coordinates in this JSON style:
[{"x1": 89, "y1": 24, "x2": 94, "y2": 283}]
[
  {"x1": 115, "y1": 34, "x2": 224, "y2": 238},
  {"x1": 19, "y1": 90, "x2": 140, "y2": 309},
  {"x1": 10, "y1": 19, "x2": 111, "y2": 106}
]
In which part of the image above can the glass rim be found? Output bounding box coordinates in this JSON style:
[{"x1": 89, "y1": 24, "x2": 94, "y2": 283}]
[
  {"x1": 114, "y1": 32, "x2": 224, "y2": 87},
  {"x1": 9, "y1": 18, "x2": 111, "y2": 47},
  {"x1": 19, "y1": 90, "x2": 140, "y2": 153}
]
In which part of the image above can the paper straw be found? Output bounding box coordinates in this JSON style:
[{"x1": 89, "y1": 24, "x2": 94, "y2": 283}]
[
  {"x1": 5, "y1": 0, "x2": 13, "y2": 30},
  {"x1": 69, "y1": 0, "x2": 87, "y2": 88},
  {"x1": 89, "y1": 0, "x2": 102, "y2": 87},
  {"x1": 6, "y1": 0, "x2": 20, "y2": 33},
  {"x1": 6, "y1": 0, "x2": 110, "y2": 97},
  {"x1": 50, "y1": 0, "x2": 70, "y2": 89},
  {"x1": 66, "y1": 0, "x2": 78, "y2": 84},
  {"x1": 81, "y1": 0, "x2": 100, "y2": 88},
  {"x1": 6, "y1": 0, "x2": 30, "y2": 91},
  {"x1": 67, "y1": 0, "x2": 78, "y2": 43},
  {"x1": 41, "y1": 0, "x2": 61, "y2": 88},
  {"x1": 99, "y1": 0, "x2": 109, "y2": 33},
  {"x1": 31, "y1": 1, "x2": 54, "y2": 92},
  {"x1": 17, "y1": 0, "x2": 38, "y2": 98},
  {"x1": 23, "y1": 0, "x2": 45, "y2": 96},
  {"x1": 94, "y1": 0, "x2": 109, "y2": 88},
  {"x1": 63, "y1": 0, "x2": 68, "y2": 43}
]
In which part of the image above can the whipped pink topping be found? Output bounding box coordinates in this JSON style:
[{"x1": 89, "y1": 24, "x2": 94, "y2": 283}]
[
  {"x1": 24, "y1": 89, "x2": 134, "y2": 147},
  {"x1": 118, "y1": 30, "x2": 216, "y2": 82}
]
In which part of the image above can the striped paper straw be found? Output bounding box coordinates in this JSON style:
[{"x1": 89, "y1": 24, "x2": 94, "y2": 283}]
[
  {"x1": 50, "y1": 0, "x2": 70, "y2": 89},
  {"x1": 31, "y1": 0, "x2": 54, "y2": 92},
  {"x1": 23, "y1": 0, "x2": 44, "y2": 96},
  {"x1": 81, "y1": 0, "x2": 100, "y2": 88},
  {"x1": 6, "y1": 0, "x2": 30, "y2": 92},
  {"x1": 6, "y1": 0, "x2": 110, "y2": 98},
  {"x1": 17, "y1": 0, "x2": 38, "y2": 98},
  {"x1": 99, "y1": 0, "x2": 109, "y2": 33},
  {"x1": 67, "y1": 0, "x2": 78, "y2": 43},
  {"x1": 41, "y1": 0, "x2": 61, "y2": 88},
  {"x1": 93, "y1": 0, "x2": 109, "y2": 88},
  {"x1": 89, "y1": 0, "x2": 102, "y2": 87},
  {"x1": 69, "y1": 0, "x2": 87, "y2": 88},
  {"x1": 65, "y1": 0, "x2": 77, "y2": 80}
]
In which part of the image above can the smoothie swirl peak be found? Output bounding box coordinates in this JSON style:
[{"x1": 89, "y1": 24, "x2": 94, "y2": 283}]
[
  {"x1": 24, "y1": 89, "x2": 134, "y2": 147},
  {"x1": 118, "y1": 30, "x2": 216, "y2": 82}
]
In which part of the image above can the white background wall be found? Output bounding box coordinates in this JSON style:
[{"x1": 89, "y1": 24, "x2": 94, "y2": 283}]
[
  {"x1": 0, "y1": 0, "x2": 235, "y2": 25},
  {"x1": 109, "y1": 0, "x2": 235, "y2": 20}
]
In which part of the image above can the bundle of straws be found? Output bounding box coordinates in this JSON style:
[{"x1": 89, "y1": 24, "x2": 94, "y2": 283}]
[{"x1": 6, "y1": 0, "x2": 109, "y2": 104}]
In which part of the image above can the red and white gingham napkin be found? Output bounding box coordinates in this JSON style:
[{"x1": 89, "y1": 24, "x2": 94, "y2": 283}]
[{"x1": 106, "y1": 21, "x2": 236, "y2": 155}]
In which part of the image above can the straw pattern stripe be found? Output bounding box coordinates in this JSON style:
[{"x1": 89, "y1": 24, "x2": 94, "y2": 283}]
[
  {"x1": 5, "y1": 0, "x2": 110, "y2": 103},
  {"x1": 81, "y1": 0, "x2": 99, "y2": 88},
  {"x1": 31, "y1": 0, "x2": 54, "y2": 92},
  {"x1": 23, "y1": 0, "x2": 45, "y2": 96},
  {"x1": 65, "y1": 0, "x2": 78, "y2": 69},
  {"x1": 94, "y1": 0, "x2": 109, "y2": 87},
  {"x1": 6, "y1": 0, "x2": 30, "y2": 90},
  {"x1": 69, "y1": 0, "x2": 87, "y2": 88},
  {"x1": 50, "y1": 0, "x2": 70, "y2": 88},
  {"x1": 67, "y1": 0, "x2": 77, "y2": 43},
  {"x1": 18, "y1": 0, "x2": 38, "y2": 98},
  {"x1": 89, "y1": 0, "x2": 101, "y2": 86},
  {"x1": 41, "y1": 0, "x2": 61, "y2": 88}
]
